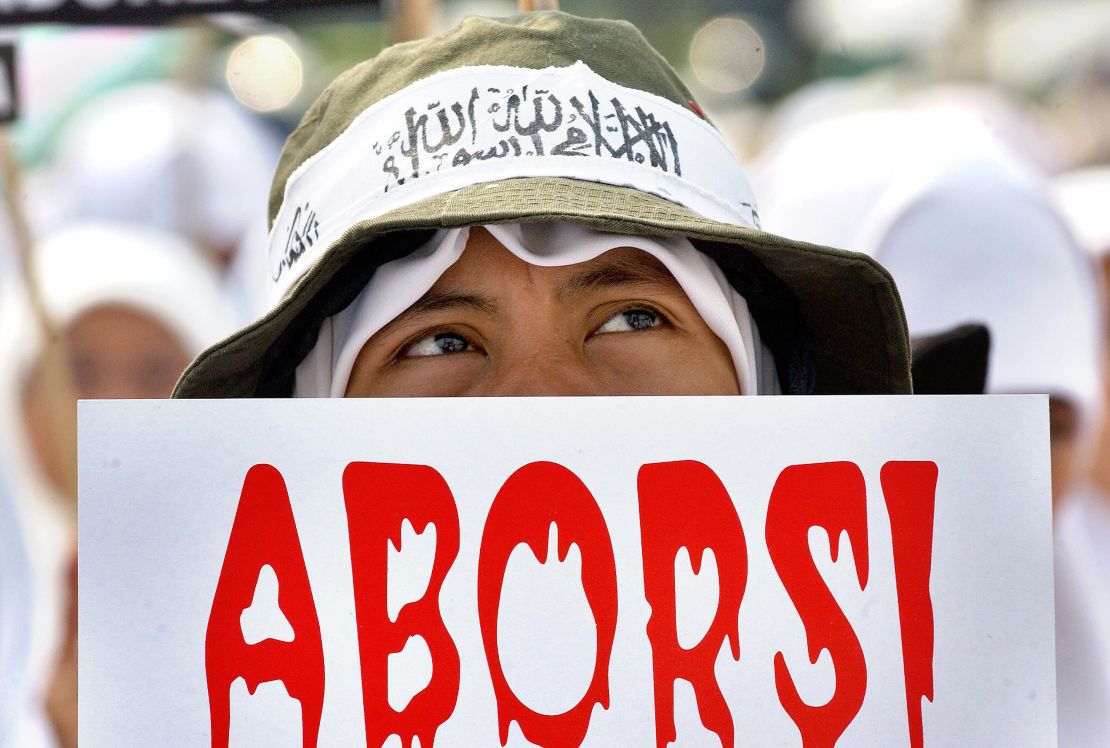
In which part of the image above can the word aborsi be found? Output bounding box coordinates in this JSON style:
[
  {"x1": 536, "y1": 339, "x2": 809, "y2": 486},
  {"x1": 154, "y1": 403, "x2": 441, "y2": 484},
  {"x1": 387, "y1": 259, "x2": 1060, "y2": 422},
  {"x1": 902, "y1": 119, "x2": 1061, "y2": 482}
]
[{"x1": 206, "y1": 459, "x2": 937, "y2": 748}]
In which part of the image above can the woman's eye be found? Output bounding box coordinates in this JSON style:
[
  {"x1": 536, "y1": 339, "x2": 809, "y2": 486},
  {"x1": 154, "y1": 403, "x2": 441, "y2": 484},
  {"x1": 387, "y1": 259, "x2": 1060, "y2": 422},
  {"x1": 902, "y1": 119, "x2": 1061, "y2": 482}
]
[
  {"x1": 405, "y1": 332, "x2": 473, "y2": 357},
  {"x1": 596, "y1": 308, "x2": 660, "y2": 334}
]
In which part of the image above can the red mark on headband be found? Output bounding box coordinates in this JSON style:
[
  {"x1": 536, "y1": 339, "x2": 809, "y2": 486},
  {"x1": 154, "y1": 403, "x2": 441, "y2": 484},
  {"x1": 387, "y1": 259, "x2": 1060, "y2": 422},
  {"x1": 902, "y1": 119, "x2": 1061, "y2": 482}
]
[{"x1": 688, "y1": 100, "x2": 706, "y2": 119}]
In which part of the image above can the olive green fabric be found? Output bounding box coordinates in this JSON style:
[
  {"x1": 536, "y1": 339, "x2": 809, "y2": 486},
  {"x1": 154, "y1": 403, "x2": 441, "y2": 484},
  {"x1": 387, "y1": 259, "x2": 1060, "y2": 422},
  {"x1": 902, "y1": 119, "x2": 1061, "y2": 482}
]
[
  {"x1": 267, "y1": 13, "x2": 699, "y2": 225},
  {"x1": 910, "y1": 324, "x2": 991, "y2": 395},
  {"x1": 174, "y1": 12, "x2": 912, "y2": 398}
]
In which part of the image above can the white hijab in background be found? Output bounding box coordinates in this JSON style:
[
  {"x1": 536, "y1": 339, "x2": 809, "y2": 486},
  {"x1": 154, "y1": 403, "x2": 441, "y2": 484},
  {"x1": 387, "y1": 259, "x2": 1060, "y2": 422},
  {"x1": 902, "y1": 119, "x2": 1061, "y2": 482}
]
[
  {"x1": 295, "y1": 222, "x2": 779, "y2": 398},
  {"x1": 0, "y1": 222, "x2": 235, "y2": 748},
  {"x1": 753, "y1": 109, "x2": 1108, "y2": 746},
  {"x1": 1051, "y1": 167, "x2": 1110, "y2": 726},
  {"x1": 754, "y1": 109, "x2": 1101, "y2": 418},
  {"x1": 34, "y1": 82, "x2": 282, "y2": 259}
]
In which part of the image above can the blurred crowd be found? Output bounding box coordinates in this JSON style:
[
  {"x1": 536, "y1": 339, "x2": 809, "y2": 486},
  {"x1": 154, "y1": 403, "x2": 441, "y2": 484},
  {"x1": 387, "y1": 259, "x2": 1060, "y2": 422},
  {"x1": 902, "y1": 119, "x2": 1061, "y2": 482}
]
[{"x1": 0, "y1": 0, "x2": 1109, "y2": 745}]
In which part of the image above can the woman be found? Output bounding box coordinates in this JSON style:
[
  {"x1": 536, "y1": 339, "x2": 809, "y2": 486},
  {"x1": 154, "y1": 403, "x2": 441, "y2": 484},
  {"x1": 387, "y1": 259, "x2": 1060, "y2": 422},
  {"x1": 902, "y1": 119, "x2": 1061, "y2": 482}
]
[
  {"x1": 0, "y1": 222, "x2": 233, "y2": 747},
  {"x1": 173, "y1": 12, "x2": 913, "y2": 402}
]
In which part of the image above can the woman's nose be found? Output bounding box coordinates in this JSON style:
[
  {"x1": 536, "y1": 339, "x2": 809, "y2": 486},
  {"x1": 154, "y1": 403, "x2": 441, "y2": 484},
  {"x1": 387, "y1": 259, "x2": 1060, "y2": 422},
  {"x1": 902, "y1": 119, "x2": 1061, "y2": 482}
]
[{"x1": 475, "y1": 347, "x2": 604, "y2": 397}]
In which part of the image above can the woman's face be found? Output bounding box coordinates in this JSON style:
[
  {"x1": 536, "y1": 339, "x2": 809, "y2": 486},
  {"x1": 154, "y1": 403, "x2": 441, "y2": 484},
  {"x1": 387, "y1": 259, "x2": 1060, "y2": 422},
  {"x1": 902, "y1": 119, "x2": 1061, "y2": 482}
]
[
  {"x1": 22, "y1": 304, "x2": 192, "y2": 493},
  {"x1": 1049, "y1": 396, "x2": 1081, "y2": 508},
  {"x1": 61, "y1": 305, "x2": 192, "y2": 400},
  {"x1": 346, "y1": 228, "x2": 740, "y2": 397}
]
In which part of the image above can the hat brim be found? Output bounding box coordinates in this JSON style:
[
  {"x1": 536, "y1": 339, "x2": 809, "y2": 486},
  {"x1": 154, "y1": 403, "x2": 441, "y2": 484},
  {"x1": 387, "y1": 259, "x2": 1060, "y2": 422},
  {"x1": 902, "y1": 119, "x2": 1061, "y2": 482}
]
[
  {"x1": 910, "y1": 323, "x2": 991, "y2": 395},
  {"x1": 172, "y1": 177, "x2": 911, "y2": 398}
]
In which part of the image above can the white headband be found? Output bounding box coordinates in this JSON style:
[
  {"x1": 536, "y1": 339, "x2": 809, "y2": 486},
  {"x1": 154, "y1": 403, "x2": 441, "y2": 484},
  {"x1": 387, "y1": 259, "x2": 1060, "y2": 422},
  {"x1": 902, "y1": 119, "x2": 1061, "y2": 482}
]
[
  {"x1": 268, "y1": 62, "x2": 759, "y2": 307},
  {"x1": 294, "y1": 222, "x2": 778, "y2": 397}
]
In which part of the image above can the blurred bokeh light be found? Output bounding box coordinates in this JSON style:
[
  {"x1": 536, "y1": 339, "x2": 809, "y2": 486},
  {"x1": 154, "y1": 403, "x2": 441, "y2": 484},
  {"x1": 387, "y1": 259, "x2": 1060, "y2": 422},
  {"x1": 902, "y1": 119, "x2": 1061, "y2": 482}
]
[
  {"x1": 689, "y1": 16, "x2": 766, "y2": 94},
  {"x1": 225, "y1": 34, "x2": 304, "y2": 112}
]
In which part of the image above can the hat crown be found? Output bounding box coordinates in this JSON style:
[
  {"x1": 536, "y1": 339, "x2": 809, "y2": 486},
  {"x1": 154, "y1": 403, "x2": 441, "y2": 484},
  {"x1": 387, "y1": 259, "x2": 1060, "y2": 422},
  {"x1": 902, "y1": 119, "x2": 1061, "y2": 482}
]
[{"x1": 269, "y1": 12, "x2": 701, "y2": 225}]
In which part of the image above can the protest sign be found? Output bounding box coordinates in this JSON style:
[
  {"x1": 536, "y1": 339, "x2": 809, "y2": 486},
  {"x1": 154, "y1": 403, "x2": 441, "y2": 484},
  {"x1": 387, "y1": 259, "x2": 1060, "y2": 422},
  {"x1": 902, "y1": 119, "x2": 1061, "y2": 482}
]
[
  {"x1": 0, "y1": 1, "x2": 368, "y2": 27},
  {"x1": 0, "y1": 43, "x2": 17, "y2": 123},
  {"x1": 78, "y1": 396, "x2": 1055, "y2": 746}
]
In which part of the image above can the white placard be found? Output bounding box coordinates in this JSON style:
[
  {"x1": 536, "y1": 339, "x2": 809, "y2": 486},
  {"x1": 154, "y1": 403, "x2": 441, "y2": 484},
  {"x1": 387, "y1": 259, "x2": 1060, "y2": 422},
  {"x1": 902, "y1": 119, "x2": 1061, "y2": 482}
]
[{"x1": 78, "y1": 396, "x2": 1055, "y2": 747}]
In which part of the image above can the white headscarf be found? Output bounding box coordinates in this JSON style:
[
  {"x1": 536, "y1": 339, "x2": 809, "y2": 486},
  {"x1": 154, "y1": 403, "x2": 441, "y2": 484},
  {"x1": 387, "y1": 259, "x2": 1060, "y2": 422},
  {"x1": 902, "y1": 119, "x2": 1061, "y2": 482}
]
[
  {"x1": 1051, "y1": 168, "x2": 1110, "y2": 746},
  {"x1": 294, "y1": 222, "x2": 779, "y2": 397},
  {"x1": 22, "y1": 223, "x2": 236, "y2": 359},
  {"x1": 753, "y1": 109, "x2": 1102, "y2": 419},
  {"x1": 39, "y1": 82, "x2": 282, "y2": 256},
  {"x1": 0, "y1": 222, "x2": 236, "y2": 748}
]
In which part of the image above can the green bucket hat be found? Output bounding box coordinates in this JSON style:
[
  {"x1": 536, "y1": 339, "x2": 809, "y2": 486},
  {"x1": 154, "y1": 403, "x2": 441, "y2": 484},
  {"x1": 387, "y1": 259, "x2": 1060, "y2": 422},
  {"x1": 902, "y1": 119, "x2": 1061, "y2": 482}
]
[{"x1": 172, "y1": 11, "x2": 911, "y2": 398}]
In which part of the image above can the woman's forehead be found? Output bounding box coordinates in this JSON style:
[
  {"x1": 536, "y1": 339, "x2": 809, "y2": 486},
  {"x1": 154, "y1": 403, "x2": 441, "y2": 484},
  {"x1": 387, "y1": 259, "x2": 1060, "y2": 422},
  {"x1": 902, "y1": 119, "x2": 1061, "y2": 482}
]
[{"x1": 429, "y1": 227, "x2": 682, "y2": 297}]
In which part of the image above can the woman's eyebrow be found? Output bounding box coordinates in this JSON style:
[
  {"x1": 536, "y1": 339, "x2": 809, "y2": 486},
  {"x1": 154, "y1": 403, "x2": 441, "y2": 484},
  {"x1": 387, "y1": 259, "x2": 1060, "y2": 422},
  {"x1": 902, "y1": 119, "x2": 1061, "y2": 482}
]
[
  {"x1": 400, "y1": 290, "x2": 499, "y2": 319},
  {"x1": 556, "y1": 255, "x2": 679, "y2": 300}
]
